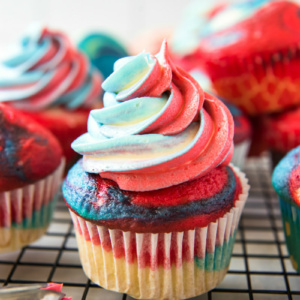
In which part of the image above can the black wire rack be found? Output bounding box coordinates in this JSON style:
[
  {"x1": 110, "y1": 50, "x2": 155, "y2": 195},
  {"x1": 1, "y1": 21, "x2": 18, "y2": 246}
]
[{"x1": 0, "y1": 154, "x2": 300, "y2": 300}]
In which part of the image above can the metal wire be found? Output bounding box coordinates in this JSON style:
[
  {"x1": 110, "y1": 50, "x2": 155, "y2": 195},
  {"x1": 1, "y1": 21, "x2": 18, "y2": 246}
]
[{"x1": 0, "y1": 154, "x2": 299, "y2": 300}]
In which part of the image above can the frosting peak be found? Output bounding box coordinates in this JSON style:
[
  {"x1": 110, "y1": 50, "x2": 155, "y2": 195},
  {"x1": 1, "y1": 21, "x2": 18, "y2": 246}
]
[
  {"x1": 72, "y1": 42, "x2": 234, "y2": 191},
  {"x1": 0, "y1": 26, "x2": 102, "y2": 111}
]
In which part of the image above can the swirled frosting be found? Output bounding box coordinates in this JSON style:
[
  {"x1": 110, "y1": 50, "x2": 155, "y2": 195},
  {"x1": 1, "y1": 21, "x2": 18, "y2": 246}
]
[
  {"x1": 272, "y1": 146, "x2": 300, "y2": 207},
  {"x1": 71, "y1": 41, "x2": 234, "y2": 192},
  {"x1": 0, "y1": 26, "x2": 102, "y2": 111}
]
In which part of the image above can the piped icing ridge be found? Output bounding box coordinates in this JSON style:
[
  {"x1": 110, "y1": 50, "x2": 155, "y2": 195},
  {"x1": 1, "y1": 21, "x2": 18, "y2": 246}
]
[
  {"x1": 273, "y1": 146, "x2": 300, "y2": 207},
  {"x1": 0, "y1": 26, "x2": 102, "y2": 111},
  {"x1": 72, "y1": 41, "x2": 234, "y2": 192}
]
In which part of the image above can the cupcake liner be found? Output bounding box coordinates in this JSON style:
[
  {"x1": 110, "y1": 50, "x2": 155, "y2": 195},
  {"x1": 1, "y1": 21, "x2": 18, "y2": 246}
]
[
  {"x1": 209, "y1": 48, "x2": 300, "y2": 115},
  {"x1": 69, "y1": 165, "x2": 249, "y2": 299},
  {"x1": 231, "y1": 139, "x2": 251, "y2": 169},
  {"x1": 0, "y1": 159, "x2": 65, "y2": 253},
  {"x1": 279, "y1": 197, "x2": 300, "y2": 273}
]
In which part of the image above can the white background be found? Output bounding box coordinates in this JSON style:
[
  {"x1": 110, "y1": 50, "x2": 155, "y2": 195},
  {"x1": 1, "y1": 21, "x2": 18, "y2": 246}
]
[{"x1": 0, "y1": 0, "x2": 224, "y2": 54}]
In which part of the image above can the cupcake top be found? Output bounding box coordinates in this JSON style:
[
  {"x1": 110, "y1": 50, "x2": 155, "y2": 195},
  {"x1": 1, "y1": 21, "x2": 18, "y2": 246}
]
[
  {"x1": 71, "y1": 41, "x2": 234, "y2": 192},
  {"x1": 263, "y1": 107, "x2": 300, "y2": 153},
  {"x1": 272, "y1": 146, "x2": 300, "y2": 207},
  {"x1": 0, "y1": 103, "x2": 62, "y2": 192},
  {"x1": 0, "y1": 26, "x2": 102, "y2": 111},
  {"x1": 172, "y1": 0, "x2": 300, "y2": 65}
]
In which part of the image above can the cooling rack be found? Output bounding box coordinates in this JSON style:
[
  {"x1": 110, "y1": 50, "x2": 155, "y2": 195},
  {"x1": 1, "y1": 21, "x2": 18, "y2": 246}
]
[{"x1": 0, "y1": 154, "x2": 299, "y2": 300}]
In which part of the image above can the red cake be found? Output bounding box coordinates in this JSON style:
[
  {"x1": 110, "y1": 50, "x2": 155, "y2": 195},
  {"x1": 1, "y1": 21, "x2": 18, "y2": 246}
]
[
  {"x1": 262, "y1": 106, "x2": 300, "y2": 166},
  {"x1": 0, "y1": 104, "x2": 62, "y2": 192},
  {"x1": 0, "y1": 103, "x2": 64, "y2": 253}
]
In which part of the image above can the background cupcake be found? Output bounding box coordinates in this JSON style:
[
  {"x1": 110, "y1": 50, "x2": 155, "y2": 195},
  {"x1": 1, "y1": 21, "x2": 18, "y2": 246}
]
[
  {"x1": 172, "y1": 0, "x2": 300, "y2": 116},
  {"x1": 63, "y1": 42, "x2": 249, "y2": 299},
  {"x1": 272, "y1": 146, "x2": 300, "y2": 273},
  {"x1": 0, "y1": 25, "x2": 103, "y2": 168},
  {"x1": 262, "y1": 106, "x2": 300, "y2": 167},
  {"x1": 0, "y1": 103, "x2": 64, "y2": 253},
  {"x1": 78, "y1": 32, "x2": 129, "y2": 79}
]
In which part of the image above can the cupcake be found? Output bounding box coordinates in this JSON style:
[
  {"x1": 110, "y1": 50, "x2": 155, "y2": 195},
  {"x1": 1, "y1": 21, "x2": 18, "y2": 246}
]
[
  {"x1": 62, "y1": 42, "x2": 249, "y2": 299},
  {"x1": 0, "y1": 26, "x2": 102, "y2": 168},
  {"x1": 262, "y1": 106, "x2": 300, "y2": 167},
  {"x1": 190, "y1": 69, "x2": 252, "y2": 168},
  {"x1": 172, "y1": 0, "x2": 300, "y2": 116},
  {"x1": 78, "y1": 32, "x2": 128, "y2": 79},
  {"x1": 272, "y1": 146, "x2": 300, "y2": 273},
  {"x1": 0, "y1": 104, "x2": 64, "y2": 253}
]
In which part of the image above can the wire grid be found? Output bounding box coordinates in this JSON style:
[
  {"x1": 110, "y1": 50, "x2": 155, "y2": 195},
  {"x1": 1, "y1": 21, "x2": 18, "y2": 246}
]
[{"x1": 0, "y1": 154, "x2": 300, "y2": 300}]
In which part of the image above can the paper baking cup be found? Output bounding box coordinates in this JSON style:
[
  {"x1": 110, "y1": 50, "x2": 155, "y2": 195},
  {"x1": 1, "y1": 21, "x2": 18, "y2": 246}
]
[
  {"x1": 279, "y1": 197, "x2": 300, "y2": 273},
  {"x1": 231, "y1": 139, "x2": 251, "y2": 169},
  {"x1": 0, "y1": 159, "x2": 65, "y2": 253},
  {"x1": 69, "y1": 165, "x2": 249, "y2": 299}
]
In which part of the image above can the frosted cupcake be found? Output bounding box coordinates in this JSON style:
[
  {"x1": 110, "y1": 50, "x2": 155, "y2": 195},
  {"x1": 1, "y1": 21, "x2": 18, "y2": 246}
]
[
  {"x1": 0, "y1": 26, "x2": 102, "y2": 167},
  {"x1": 172, "y1": 0, "x2": 300, "y2": 115},
  {"x1": 0, "y1": 104, "x2": 64, "y2": 253},
  {"x1": 78, "y1": 32, "x2": 128, "y2": 79},
  {"x1": 63, "y1": 42, "x2": 249, "y2": 299},
  {"x1": 272, "y1": 146, "x2": 300, "y2": 273}
]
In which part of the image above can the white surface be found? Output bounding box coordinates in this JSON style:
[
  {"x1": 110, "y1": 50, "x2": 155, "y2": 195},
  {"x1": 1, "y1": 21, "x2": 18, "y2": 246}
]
[{"x1": 0, "y1": 0, "x2": 228, "y2": 54}]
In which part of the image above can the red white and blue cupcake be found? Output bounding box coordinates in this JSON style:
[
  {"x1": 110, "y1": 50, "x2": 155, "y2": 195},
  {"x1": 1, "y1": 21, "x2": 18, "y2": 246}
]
[
  {"x1": 0, "y1": 103, "x2": 64, "y2": 253},
  {"x1": 272, "y1": 146, "x2": 300, "y2": 273},
  {"x1": 63, "y1": 42, "x2": 249, "y2": 299},
  {"x1": 172, "y1": 0, "x2": 300, "y2": 116},
  {"x1": 0, "y1": 26, "x2": 102, "y2": 168}
]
